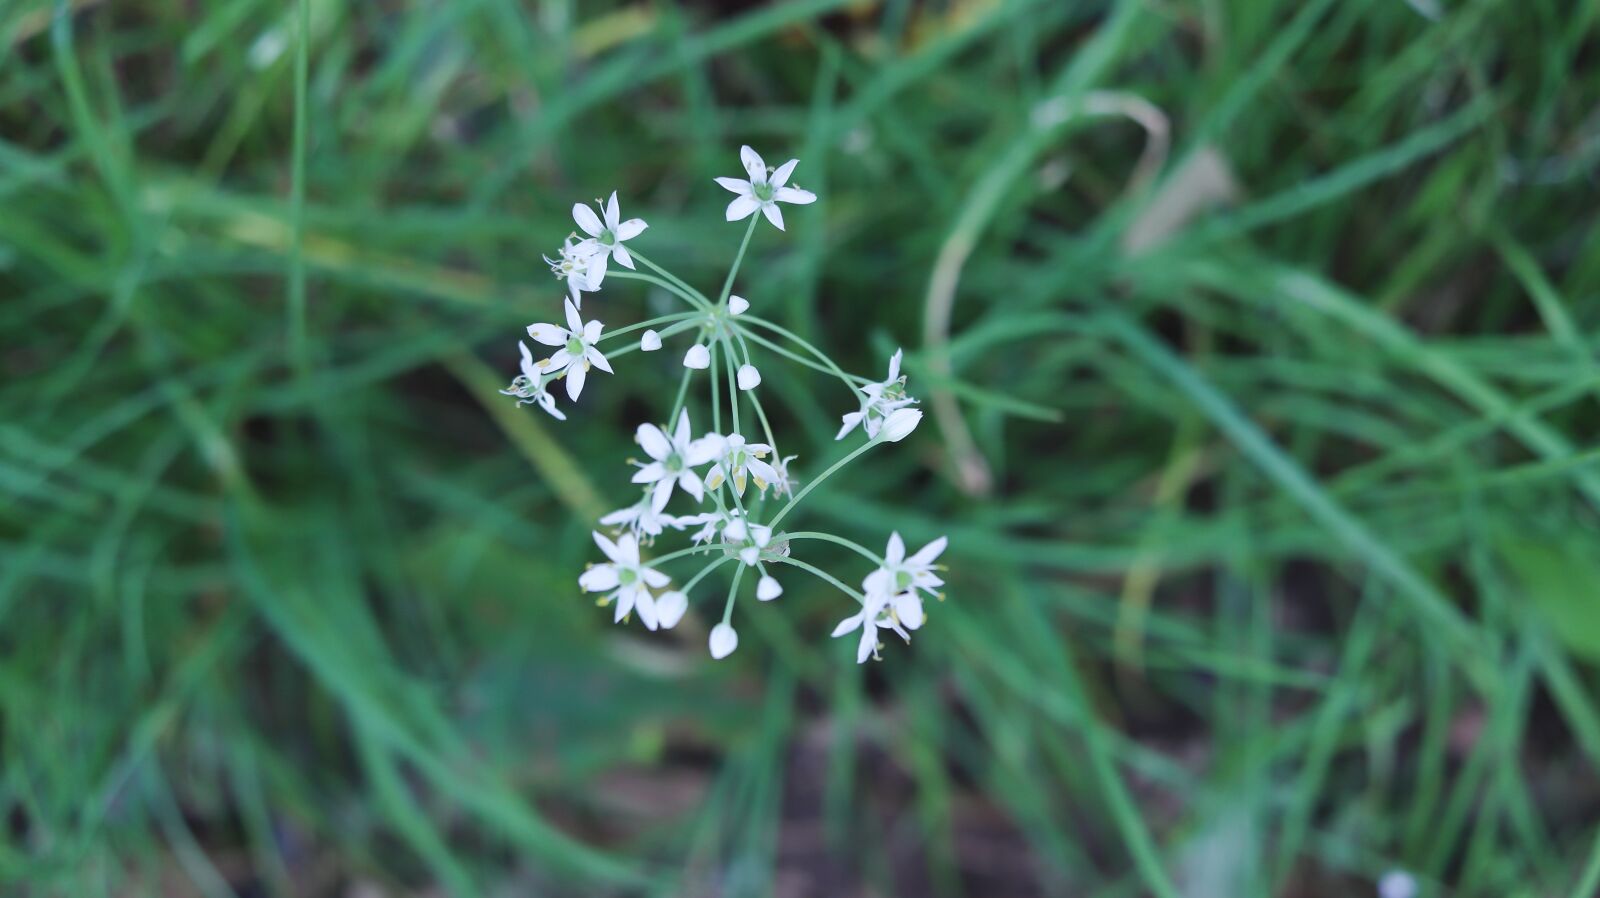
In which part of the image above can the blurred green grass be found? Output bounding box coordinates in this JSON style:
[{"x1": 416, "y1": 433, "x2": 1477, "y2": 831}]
[{"x1": 4, "y1": 0, "x2": 1600, "y2": 895}]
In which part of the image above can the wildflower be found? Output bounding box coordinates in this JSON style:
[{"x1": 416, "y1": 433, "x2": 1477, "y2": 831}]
[
  {"x1": 579, "y1": 531, "x2": 671, "y2": 630},
  {"x1": 573, "y1": 191, "x2": 647, "y2": 273},
  {"x1": 704, "y1": 433, "x2": 780, "y2": 496},
  {"x1": 715, "y1": 145, "x2": 817, "y2": 230},
  {"x1": 862, "y1": 532, "x2": 946, "y2": 631},
  {"x1": 526, "y1": 298, "x2": 613, "y2": 401},
  {"x1": 599, "y1": 498, "x2": 690, "y2": 541},
  {"x1": 1377, "y1": 872, "x2": 1417, "y2": 898},
  {"x1": 728, "y1": 295, "x2": 750, "y2": 315},
  {"x1": 756, "y1": 575, "x2": 782, "y2": 601},
  {"x1": 737, "y1": 363, "x2": 761, "y2": 391},
  {"x1": 830, "y1": 591, "x2": 891, "y2": 664},
  {"x1": 545, "y1": 235, "x2": 604, "y2": 303},
  {"x1": 631, "y1": 410, "x2": 720, "y2": 512},
  {"x1": 640, "y1": 329, "x2": 662, "y2": 351},
  {"x1": 837, "y1": 349, "x2": 917, "y2": 440},
  {"x1": 709, "y1": 622, "x2": 739, "y2": 659},
  {"x1": 684, "y1": 343, "x2": 711, "y2": 369},
  {"x1": 878, "y1": 408, "x2": 923, "y2": 443},
  {"x1": 769, "y1": 454, "x2": 800, "y2": 497},
  {"x1": 500, "y1": 341, "x2": 567, "y2": 421}
]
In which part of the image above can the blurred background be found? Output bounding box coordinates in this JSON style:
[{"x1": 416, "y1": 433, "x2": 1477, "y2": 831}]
[{"x1": 5, "y1": 0, "x2": 1600, "y2": 895}]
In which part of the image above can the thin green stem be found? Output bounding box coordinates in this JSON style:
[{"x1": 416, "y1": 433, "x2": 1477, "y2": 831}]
[
  {"x1": 596, "y1": 312, "x2": 701, "y2": 344},
  {"x1": 721, "y1": 564, "x2": 747, "y2": 624},
  {"x1": 718, "y1": 217, "x2": 760, "y2": 306},
  {"x1": 780, "y1": 531, "x2": 883, "y2": 566},
  {"x1": 722, "y1": 334, "x2": 741, "y2": 435},
  {"x1": 608, "y1": 270, "x2": 712, "y2": 313},
  {"x1": 772, "y1": 555, "x2": 866, "y2": 605},
  {"x1": 630, "y1": 250, "x2": 715, "y2": 308},
  {"x1": 767, "y1": 439, "x2": 878, "y2": 530},
  {"x1": 740, "y1": 315, "x2": 870, "y2": 389},
  {"x1": 667, "y1": 324, "x2": 711, "y2": 424},
  {"x1": 731, "y1": 330, "x2": 780, "y2": 451},
  {"x1": 647, "y1": 542, "x2": 727, "y2": 567},
  {"x1": 736, "y1": 325, "x2": 862, "y2": 393},
  {"x1": 710, "y1": 340, "x2": 722, "y2": 434},
  {"x1": 682, "y1": 557, "x2": 733, "y2": 596}
]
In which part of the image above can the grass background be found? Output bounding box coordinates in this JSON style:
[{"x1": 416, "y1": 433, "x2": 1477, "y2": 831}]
[{"x1": 4, "y1": 0, "x2": 1600, "y2": 894}]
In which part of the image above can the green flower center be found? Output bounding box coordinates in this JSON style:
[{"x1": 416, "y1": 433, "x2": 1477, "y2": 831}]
[
  {"x1": 753, "y1": 182, "x2": 774, "y2": 202},
  {"x1": 895, "y1": 570, "x2": 912, "y2": 591},
  {"x1": 619, "y1": 568, "x2": 637, "y2": 586},
  {"x1": 600, "y1": 228, "x2": 615, "y2": 246},
  {"x1": 566, "y1": 337, "x2": 584, "y2": 356},
  {"x1": 666, "y1": 451, "x2": 683, "y2": 472}
]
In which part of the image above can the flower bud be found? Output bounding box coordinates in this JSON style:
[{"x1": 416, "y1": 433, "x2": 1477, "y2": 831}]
[
  {"x1": 878, "y1": 408, "x2": 923, "y2": 443},
  {"x1": 756, "y1": 575, "x2": 782, "y2": 601},
  {"x1": 728, "y1": 295, "x2": 750, "y2": 315},
  {"x1": 683, "y1": 344, "x2": 710, "y2": 369},
  {"x1": 655, "y1": 591, "x2": 687, "y2": 629},
  {"x1": 640, "y1": 329, "x2": 662, "y2": 351},
  {"x1": 737, "y1": 364, "x2": 761, "y2": 391},
  {"x1": 709, "y1": 622, "x2": 739, "y2": 659}
]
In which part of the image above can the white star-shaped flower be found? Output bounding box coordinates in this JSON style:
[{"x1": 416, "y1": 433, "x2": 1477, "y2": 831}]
[
  {"x1": 861, "y1": 532, "x2": 947, "y2": 633},
  {"x1": 572, "y1": 191, "x2": 647, "y2": 276},
  {"x1": 579, "y1": 531, "x2": 672, "y2": 630},
  {"x1": 599, "y1": 497, "x2": 691, "y2": 542},
  {"x1": 499, "y1": 341, "x2": 567, "y2": 421},
  {"x1": 715, "y1": 145, "x2": 817, "y2": 231},
  {"x1": 544, "y1": 236, "x2": 604, "y2": 304},
  {"x1": 631, "y1": 410, "x2": 720, "y2": 513},
  {"x1": 704, "y1": 433, "x2": 781, "y2": 496},
  {"x1": 830, "y1": 590, "x2": 895, "y2": 664},
  {"x1": 526, "y1": 298, "x2": 613, "y2": 401},
  {"x1": 837, "y1": 349, "x2": 917, "y2": 440}
]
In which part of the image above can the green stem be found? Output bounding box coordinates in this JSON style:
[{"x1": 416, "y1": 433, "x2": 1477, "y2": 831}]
[
  {"x1": 730, "y1": 330, "x2": 780, "y2": 452},
  {"x1": 740, "y1": 315, "x2": 869, "y2": 389},
  {"x1": 736, "y1": 325, "x2": 861, "y2": 394},
  {"x1": 771, "y1": 555, "x2": 866, "y2": 605},
  {"x1": 767, "y1": 439, "x2": 878, "y2": 530},
  {"x1": 722, "y1": 564, "x2": 747, "y2": 624},
  {"x1": 608, "y1": 270, "x2": 712, "y2": 313},
  {"x1": 597, "y1": 312, "x2": 701, "y2": 343},
  {"x1": 667, "y1": 323, "x2": 712, "y2": 424},
  {"x1": 682, "y1": 557, "x2": 733, "y2": 595},
  {"x1": 780, "y1": 531, "x2": 883, "y2": 566},
  {"x1": 722, "y1": 334, "x2": 741, "y2": 436},
  {"x1": 718, "y1": 217, "x2": 760, "y2": 306},
  {"x1": 629, "y1": 251, "x2": 715, "y2": 307},
  {"x1": 647, "y1": 542, "x2": 727, "y2": 567}
]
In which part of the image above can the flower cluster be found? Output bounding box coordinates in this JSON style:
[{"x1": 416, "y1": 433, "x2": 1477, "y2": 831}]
[{"x1": 504, "y1": 146, "x2": 947, "y2": 662}]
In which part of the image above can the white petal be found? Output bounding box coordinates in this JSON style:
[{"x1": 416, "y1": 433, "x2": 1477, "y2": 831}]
[
  {"x1": 578, "y1": 565, "x2": 619, "y2": 592},
  {"x1": 835, "y1": 412, "x2": 863, "y2": 441},
  {"x1": 518, "y1": 341, "x2": 538, "y2": 379},
  {"x1": 636, "y1": 423, "x2": 672, "y2": 460},
  {"x1": 684, "y1": 436, "x2": 721, "y2": 467},
  {"x1": 683, "y1": 344, "x2": 711, "y2": 369},
  {"x1": 613, "y1": 587, "x2": 635, "y2": 623},
  {"x1": 831, "y1": 613, "x2": 862, "y2": 638},
  {"x1": 655, "y1": 591, "x2": 688, "y2": 629},
  {"x1": 563, "y1": 298, "x2": 584, "y2": 334},
  {"x1": 526, "y1": 322, "x2": 565, "y2": 346},
  {"x1": 544, "y1": 348, "x2": 572, "y2": 372},
  {"x1": 633, "y1": 461, "x2": 667, "y2": 484},
  {"x1": 612, "y1": 243, "x2": 635, "y2": 269},
  {"x1": 640, "y1": 329, "x2": 662, "y2": 351},
  {"x1": 879, "y1": 408, "x2": 922, "y2": 442},
  {"x1": 756, "y1": 575, "x2": 782, "y2": 602},
  {"x1": 634, "y1": 589, "x2": 659, "y2": 630},
  {"x1": 725, "y1": 194, "x2": 760, "y2": 222},
  {"x1": 642, "y1": 567, "x2": 670, "y2": 588},
  {"x1": 760, "y1": 203, "x2": 785, "y2": 230},
  {"x1": 715, "y1": 176, "x2": 753, "y2": 196},
  {"x1": 592, "y1": 530, "x2": 624, "y2": 563},
  {"x1": 857, "y1": 628, "x2": 876, "y2": 663},
  {"x1": 673, "y1": 409, "x2": 692, "y2": 446},
  {"x1": 572, "y1": 202, "x2": 602, "y2": 237},
  {"x1": 893, "y1": 592, "x2": 924, "y2": 631},
  {"x1": 774, "y1": 186, "x2": 817, "y2": 205},
  {"x1": 585, "y1": 250, "x2": 608, "y2": 289},
  {"x1": 885, "y1": 532, "x2": 906, "y2": 565},
  {"x1": 565, "y1": 362, "x2": 587, "y2": 401},
  {"x1": 887, "y1": 349, "x2": 902, "y2": 381},
  {"x1": 745, "y1": 457, "x2": 779, "y2": 487},
  {"x1": 727, "y1": 295, "x2": 749, "y2": 315},
  {"x1": 678, "y1": 469, "x2": 704, "y2": 503},
  {"x1": 650, "y1": 479, "x2": 673, "y2": 514},
  {"x1": 538, "y1": 393, "x2": 566, "y2": 420},
  {"x1": 709, "y1": 622, "x2": 739, "y2": 659},
  {"x1": 615, "y1": 532, "x2": 640, "y2": 565},
  {"x1": 604, "y1": 191, "x2": 620, "y2": 230},
  {"x1": 909, "y1": 536, "x2": 948, "y2": 568},
  {"x1": 586, "y1": 345, "x2": 613, "y2": 374},
  {"x1": 769, "y1": 158, "x2": 798, "y2": 188},
  {"x1": 740, "y1": 145, "x2": 765, "y2": 181},
  {"x1": 616, "y1": 218, "x2": 647, "y2": 241},
  {"x1": 737, "y1": 364, "x2": 761, "y2": 391}
]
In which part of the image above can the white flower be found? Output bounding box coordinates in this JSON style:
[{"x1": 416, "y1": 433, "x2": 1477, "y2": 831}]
[
  {"x1": 837, "y1": 349, "x2": 917, "y2": 440},
  {"x1": 579, "y1": 531, "x2": 671, "y2": 630},
  {"x1": 572, "y1": 191, "x2": 647, "y2": 274},
  {"x1": 830, "y1": 591, "x2": 892, "y2": 664},
  {"x1": 526, "y1": 298, "x2": 613, "y2": 401},
  {"x1": 769, "y1": 454, "x2": 800, "y2": 497},
  {"x1": 756, "y1": 575, "x2": 782, "y2": 601},
  {"x1": 862, "y1": 532, "x2": 946, "y2": 632},
  {"x1": 655, "y1": 591, "x2": 688, "y2": 629},
  {"x1": 704, "y1": 433, "x2": 780, "y2": 496},
  {"x1": 640, "y1": 329, "x2": 662, "y2": 351},
  {"x1": 715, "y1": 145, "x2": 817, "y2": 231},
  {"x1": 631, "y1": 410, "x2": 720, "y2": 513},
  {"x1": 878, "y1": 408, "x2": 922, "y2": 443},
  {"x1": 499, "y1": 341, "x2": 567, "y2": 421},
  {"x1": 737, "y1": 364, "x2": 761, "y2": 391},
  {"x1": 728, "y1": 295, "x2": 750, "y2": 315},
  {"x1": 544, "y1": 235, "x2": 604, "y2": 303},
  {"x1": 599, "y1": 498, "x2": 690, "y2": 541},
  {"x1": 721, "y1": 510, "x2": 773, "y2": 553},
  {"x1": 683, "y1": 343, "x2": 710, "y2": 369},
  {"x1": 709, "y1": 622, "x2": 739, "y2": 659}
]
